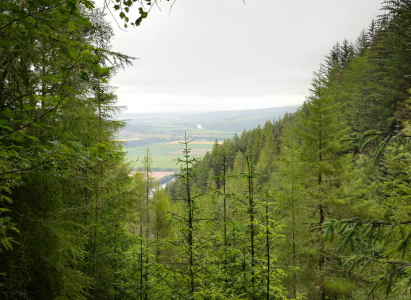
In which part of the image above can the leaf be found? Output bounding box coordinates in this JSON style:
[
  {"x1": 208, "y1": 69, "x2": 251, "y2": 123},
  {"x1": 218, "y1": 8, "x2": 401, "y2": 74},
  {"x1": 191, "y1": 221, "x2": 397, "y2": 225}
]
[
  {"x1": 359, "y1": 259, "x2": 371, "y2": 273},
  {"x1": 382, "y1": 225, "x2": 394, "y2": 245},
  {"x1": 360, "y1": 134, "x2": 379, "y2": 152},
  {"x1": 358, "y1": 136, "x2": 365, "y2": 151},
  {"x1": 82, "y1": 0, "x2": 95, "y2": 9},
  {"x1": 324, "y1": 222, "x2": 334, "y2": 242},
  {"x1": 396, "y1": 231, "x2": 411, "y2": 259},
  {"x1": 68, "y1": 20, "x2": 75, "y2": 31},
  {"x1": 338, "y1": 222, "x2": 350, "y2": 234},
  {"x1": 374, "y1": 135, "x2": 392, "y2": 164}
]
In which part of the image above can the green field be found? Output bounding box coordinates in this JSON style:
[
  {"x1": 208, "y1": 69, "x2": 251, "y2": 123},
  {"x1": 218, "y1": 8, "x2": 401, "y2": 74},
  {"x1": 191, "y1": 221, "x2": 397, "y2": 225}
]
[
  {"x1": 119, "y1": 106, "x2": 299, "y2": 169},
  {"x1": 126, "y1": 142, "x2": 214, "y2": 169},
  {"x1": 120, "y1": 117, "x2": 230, "y2": 169}
]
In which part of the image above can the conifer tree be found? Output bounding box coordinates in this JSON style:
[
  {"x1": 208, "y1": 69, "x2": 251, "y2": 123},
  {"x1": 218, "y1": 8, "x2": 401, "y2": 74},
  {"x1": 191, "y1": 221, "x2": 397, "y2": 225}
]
[
  {"x1": 0, "y1": 3, "x2": 134, "y2": 298},
  {"x1": 142, "y1": 146, "x2": 153, "y2": 299},
  {"x1": 354, "y1": 29, "x2": 369, "y2": 57},
  {"x1": 297, "y1": 66, "x2": 351, "y2": 299},
  {"x1": 340, "y1": 39, "x2": 355, "y2": 68},
  {"x1": 256, "y1": 127, "x2": 276, "y2": 184},
  {"x1": 171, "y1": 133, "x2": 203, "y2": 297},
  {"x1": 274, "y1": 120, "x2": 303, "y2": 298}
]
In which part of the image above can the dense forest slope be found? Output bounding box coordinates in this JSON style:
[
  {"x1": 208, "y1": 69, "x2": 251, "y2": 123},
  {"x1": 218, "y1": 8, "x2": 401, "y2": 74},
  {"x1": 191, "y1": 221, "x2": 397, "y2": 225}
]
[
  {"x1": 1, "y1": 1, "x2": 411, "y2": 299},
  {"x1": 166, "y1": 2, "x2": 411, "y2": 299}
]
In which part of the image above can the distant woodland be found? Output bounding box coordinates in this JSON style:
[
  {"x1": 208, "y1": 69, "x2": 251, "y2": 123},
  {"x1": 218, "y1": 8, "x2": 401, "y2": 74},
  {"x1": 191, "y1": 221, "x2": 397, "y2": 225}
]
[{"x1": 2, "y1": 1, "x2": 411, "y2": 299}]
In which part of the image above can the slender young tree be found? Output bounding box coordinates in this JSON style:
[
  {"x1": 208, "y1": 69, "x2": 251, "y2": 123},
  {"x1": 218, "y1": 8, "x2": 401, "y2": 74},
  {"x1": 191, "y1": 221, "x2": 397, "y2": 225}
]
[
  {"x1": 265, "y1": 192, "x2": 271, "y2": 300},
  {"x1": 237, "y1": 148, "x2": 260, "y2": 299},
  {"x1": 274, "y1": 119, "x2": 304, "y2": 298},
  {"x1": 171, "y1": 133, "x2": 202, "y2": 296},
  {"x1": 142, "y1": 146, "x2": 153, "y2": 299},
  {"x1": 247, "y1": 155, "x2": 256, "y2": 299},
  {"x1": 212, "y1": 144, "x2": 231, "y2": 284},
  {"x1": 297, "y1": 66, "x2": 350, "y2": 299}
]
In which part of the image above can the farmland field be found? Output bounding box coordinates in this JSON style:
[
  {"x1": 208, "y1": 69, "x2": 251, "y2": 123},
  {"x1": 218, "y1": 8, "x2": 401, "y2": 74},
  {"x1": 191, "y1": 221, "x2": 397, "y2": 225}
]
[
  {"x1": 127, "y1": 142, "x2": 216, "y2": 169},
  {"x1": 118, "y1": 106, "x2": 299, "y2": 170}
]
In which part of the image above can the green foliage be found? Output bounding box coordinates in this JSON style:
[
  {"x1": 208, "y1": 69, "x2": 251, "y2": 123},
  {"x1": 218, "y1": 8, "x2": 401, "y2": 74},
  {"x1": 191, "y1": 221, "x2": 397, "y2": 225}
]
[
  {"x1": 163, "y1": 3, "x2": 411, "y2": 299},
  {"x1": 0, "y1": 1, "x2": 137, "y2": 298},
  {"x1": 3, "y1": 1, "x2": 411, "y2": 299}
]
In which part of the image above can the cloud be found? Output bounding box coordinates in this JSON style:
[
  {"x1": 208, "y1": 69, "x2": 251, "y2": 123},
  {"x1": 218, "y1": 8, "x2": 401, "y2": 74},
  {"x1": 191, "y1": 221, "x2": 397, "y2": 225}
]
[{"x1": 109, "y1": 0, "x2": 382, "y2": 113}]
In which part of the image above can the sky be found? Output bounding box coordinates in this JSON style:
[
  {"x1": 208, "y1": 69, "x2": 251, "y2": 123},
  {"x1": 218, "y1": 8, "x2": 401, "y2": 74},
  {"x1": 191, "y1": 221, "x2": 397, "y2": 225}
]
[{"x1": 108, "y1": 0, "x2": 383, "y2": 113}]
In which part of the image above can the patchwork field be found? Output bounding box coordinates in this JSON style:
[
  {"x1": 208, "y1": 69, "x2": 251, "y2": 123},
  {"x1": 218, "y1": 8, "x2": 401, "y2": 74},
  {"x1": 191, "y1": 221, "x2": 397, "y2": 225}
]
[
  {"x1": 118, "y1": 106, "x2": 299, "y2": 170},
  {"x1": 127, "y1": 142, "x2": 214, "y2": 169}
]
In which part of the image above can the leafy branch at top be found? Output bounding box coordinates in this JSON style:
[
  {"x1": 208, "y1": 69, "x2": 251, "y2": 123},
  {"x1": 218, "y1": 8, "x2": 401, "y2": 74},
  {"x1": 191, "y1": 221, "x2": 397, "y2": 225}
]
[{"x1": 105, "y1": 0, "x2": 170, "y2": 28}]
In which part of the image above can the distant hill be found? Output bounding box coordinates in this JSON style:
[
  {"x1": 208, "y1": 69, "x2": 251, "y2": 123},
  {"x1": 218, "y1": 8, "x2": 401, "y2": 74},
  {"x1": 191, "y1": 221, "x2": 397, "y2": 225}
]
[
  {"x1": 121, "y1": 105, "x2": 299, "y2": 133},
  {"x1": 187, "y1": 105, "x2": 300, "y2": 122}
]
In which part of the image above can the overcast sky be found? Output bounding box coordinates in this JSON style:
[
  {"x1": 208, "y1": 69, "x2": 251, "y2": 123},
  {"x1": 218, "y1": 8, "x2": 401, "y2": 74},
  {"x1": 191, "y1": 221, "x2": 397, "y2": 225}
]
[{"x1": 108, "y1": 0, "x2": 383, "y2": 113}]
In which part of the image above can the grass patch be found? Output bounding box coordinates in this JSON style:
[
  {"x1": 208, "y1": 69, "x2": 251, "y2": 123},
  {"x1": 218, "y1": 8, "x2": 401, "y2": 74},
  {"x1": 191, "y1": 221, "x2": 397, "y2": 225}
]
[{"x1": 125, "y1": 142, "x2": 213, "y2": 169}]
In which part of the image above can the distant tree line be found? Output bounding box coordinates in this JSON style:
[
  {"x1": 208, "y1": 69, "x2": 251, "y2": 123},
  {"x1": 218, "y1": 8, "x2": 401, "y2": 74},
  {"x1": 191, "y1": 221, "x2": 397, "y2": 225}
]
[
  {"x1": 123, "y1": 123, "x2": 153, "y2": 134},
  {"x1": 124, "y1": 136, "x2": 224, "y2": 149},
  {"x1": 125, "y1": 137, "x2": 168, "y2": 148}
]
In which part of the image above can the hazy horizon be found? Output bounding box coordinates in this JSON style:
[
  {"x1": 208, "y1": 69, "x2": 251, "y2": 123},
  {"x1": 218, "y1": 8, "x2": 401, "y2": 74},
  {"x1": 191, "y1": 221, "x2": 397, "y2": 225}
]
[
  {"x1": 120, "y1": 103, "x2": 300, "y2": 115},
  {"x1": 109, "y1": 0, "x2": 382, "y2": 114}
]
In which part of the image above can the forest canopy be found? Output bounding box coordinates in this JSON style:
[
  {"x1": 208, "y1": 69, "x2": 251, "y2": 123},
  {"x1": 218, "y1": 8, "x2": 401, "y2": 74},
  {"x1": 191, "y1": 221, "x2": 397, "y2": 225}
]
[{"x1": 1, "y1": 0, "x2": 411, "y2": 299}]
